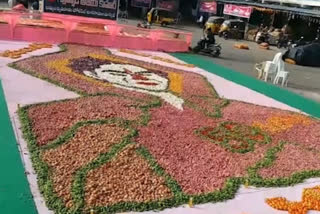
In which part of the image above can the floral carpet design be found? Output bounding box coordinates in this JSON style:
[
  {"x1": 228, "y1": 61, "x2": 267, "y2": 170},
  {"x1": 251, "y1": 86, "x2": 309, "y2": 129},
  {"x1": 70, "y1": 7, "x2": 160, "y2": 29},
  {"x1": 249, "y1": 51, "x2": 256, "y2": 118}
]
[{"x1": 11, "y1": 44, "x2": 320, "y2": 213}]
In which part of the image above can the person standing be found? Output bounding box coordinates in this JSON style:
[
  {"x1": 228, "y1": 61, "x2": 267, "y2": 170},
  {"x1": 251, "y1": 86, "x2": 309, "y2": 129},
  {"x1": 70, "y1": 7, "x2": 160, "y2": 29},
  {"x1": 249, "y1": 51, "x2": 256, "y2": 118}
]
[
  {"x1": 31, "y1": 0, "x2": 39, "y2": 10},
  {"x1": 197, "y1": 14, "x2": 204, "y2": 27},
  {"x1": 176, "y1": 11, "x2": 182, "y2": 24}
]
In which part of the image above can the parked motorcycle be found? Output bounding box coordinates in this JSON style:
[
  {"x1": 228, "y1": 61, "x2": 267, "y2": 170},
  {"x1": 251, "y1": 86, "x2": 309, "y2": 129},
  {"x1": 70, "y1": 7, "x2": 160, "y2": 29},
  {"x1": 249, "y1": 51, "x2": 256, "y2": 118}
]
[
  {"x1": 313, "y1": 37, "x2": 320, "y2": 43},
  {"x1": 256, "y1": 31, "x2": 269, "y2": 44},
  {"x1": 137, "y1": 21, "x2": 151, "y2": 29},
  {"x1": 192, "y1": 39, "x2": 221, "y2": 57},
  {"x1": 288, "y1": 36, "x2": 306, "y2": 49},
  {"x1": 312, "y1": 28, "x2": 320, "y2": 43},
  {"x1": 276, "y1": 35, "x2": 289, "y2": 49}
]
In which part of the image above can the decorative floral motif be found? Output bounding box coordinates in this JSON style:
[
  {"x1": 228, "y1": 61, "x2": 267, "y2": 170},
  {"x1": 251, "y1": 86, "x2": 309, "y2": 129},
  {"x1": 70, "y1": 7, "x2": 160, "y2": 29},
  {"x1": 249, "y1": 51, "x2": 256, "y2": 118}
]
[
  {"x1": 49, "y1": 53, "x2": 184, "y2": 110},
  {"x1": 84, "y1": 63, "x2": 168, "y2": 91},
  {"x1": 28, "y1": 96, "x2": 146, "y2": 145},
  {"x1": 83, "y1": 62, "x2": 184, "y2": 110},
  {"x1": 42, "y1": 124, "x2": 130, "y2": 207},
  {"x1": 197, "y1": 122, "x2": 270, "y2": 153},
  {"x1": 168, "y1": 72, "x2": 183, "y2": 94},
  {"x1": 257, "y1": 143, "x2": 320, "y2": 179},
  {"x1": 0, "y1": 43, "x2": 52, "y2": 59},
  {"x1": 68, "y1": 56, "x2": 109, "y2": 73},
  {"x1": 85, "y1": 145, "x2": 173, "y2": 207},
  {"x1": 252, "y1": 114, "x2": 313, "y2": 134},
  {"x1": 47, "y1": 58, "x2": 112, "y2": 88},
  {"x1": 266, "y1": 186, "x2": 320, "y2": 214}
]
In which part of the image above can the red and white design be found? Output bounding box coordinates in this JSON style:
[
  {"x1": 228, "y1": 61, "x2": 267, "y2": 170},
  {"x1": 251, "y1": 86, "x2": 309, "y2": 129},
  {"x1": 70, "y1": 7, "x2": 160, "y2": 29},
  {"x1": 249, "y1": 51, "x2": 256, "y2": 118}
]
[
  {"x1": 223, "y1": 4, "x2": 252, "y2": 18},
  {"x1": 84, "y1": 64, "x2": 184, "y2": 110},
  {"x1": 199, "y1": 1, "x2": 217, "y2": 13}
]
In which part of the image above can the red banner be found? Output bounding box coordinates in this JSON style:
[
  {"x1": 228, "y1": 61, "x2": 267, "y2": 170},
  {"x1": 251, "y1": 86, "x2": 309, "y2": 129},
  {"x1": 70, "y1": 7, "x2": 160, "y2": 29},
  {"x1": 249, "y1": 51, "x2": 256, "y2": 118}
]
[
  {"x1": 199, "y1": 1, "x2": 217, "y2": 13},
  {"x1": 223, "y1": 4, "x2": 252, "y2": 18}
]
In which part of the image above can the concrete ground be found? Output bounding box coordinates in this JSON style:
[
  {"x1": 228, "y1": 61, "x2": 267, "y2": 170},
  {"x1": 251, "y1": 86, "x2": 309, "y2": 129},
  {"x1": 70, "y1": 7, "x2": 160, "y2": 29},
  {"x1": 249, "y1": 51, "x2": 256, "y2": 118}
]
[{"x1": 124, "y1": 19, "x2": 320, "y2": 103}]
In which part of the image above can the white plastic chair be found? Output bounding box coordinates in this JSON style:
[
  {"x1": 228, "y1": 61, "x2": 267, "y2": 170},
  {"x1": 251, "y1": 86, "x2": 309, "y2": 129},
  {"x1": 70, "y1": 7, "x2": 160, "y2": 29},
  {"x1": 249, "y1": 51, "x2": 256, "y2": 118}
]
[
  {"x1": 255, "y1": 52, "x2": 282, "y2": 82},
  {"x1": 255, "y1": 62, "x2": 265, "y2": 79},
  {"x1": 271, "y1": 52, "x2": 283, "y2": 67},
  {"x1": 262, "y1": 61, "x2": 277, "y2": 82},
  {"x1": 273, "y1": 59, "x2": 290, "y2": 87}
]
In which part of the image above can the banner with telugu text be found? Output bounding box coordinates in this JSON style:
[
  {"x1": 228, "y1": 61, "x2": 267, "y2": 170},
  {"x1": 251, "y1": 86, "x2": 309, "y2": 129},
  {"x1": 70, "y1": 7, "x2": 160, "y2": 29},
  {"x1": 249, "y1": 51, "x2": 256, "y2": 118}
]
[
  {"x1": 44, "y1": 0, "x2": 118, "y2": 20},
  {"x1": 223, "y1": 4, "x2": 252, "y2": 18}
]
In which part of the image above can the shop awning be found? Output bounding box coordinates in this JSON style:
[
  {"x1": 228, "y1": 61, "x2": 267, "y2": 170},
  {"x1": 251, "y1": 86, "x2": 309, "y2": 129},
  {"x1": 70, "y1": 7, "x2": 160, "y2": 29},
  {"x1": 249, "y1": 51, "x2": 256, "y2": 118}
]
[{"x1": 217, "y1": 0, "x2": 320, "y2": 18}]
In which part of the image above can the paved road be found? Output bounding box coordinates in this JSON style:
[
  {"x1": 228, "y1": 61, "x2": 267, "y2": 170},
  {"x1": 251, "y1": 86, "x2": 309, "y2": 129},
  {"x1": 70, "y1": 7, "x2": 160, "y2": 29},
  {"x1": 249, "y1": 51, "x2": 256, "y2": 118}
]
[
  {"x1": 0, "y1": 2, "x2": 9, "y2": 8},
  {"x1": 123, "y1": 19, "x2": 320, "y2": 103}
]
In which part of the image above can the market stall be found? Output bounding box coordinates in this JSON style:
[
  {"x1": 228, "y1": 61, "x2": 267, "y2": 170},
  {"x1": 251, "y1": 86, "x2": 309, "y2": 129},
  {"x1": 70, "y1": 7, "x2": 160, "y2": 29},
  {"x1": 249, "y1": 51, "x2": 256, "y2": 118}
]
[{"x1": 218, "y1": 0, "x2": 320, "y2": 43}]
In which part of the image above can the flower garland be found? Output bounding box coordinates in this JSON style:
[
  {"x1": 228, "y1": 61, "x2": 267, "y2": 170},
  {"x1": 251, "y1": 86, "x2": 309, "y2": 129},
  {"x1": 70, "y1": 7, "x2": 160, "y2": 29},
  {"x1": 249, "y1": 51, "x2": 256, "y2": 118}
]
[
  {"x1": 266, "y1": 185, "x2": 320, "y2": 213},
  {"x1": 252, "y1": 114, "x2": 312, "y2": 134},
  {"x1": 0, "y1": 43, "x2": 52, "y2": 59}
]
